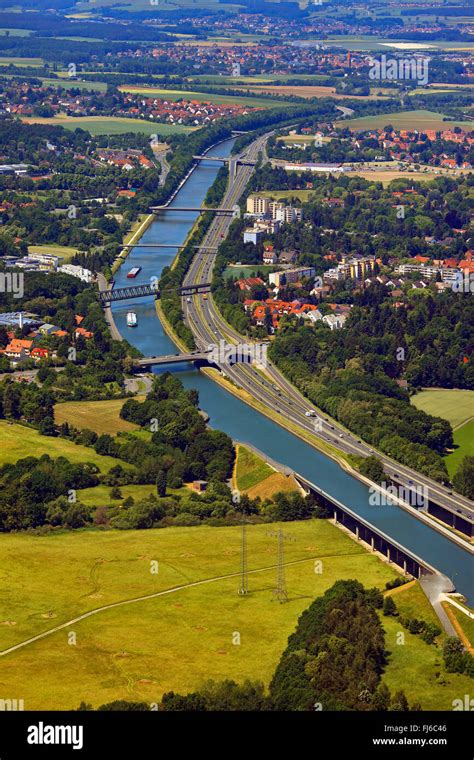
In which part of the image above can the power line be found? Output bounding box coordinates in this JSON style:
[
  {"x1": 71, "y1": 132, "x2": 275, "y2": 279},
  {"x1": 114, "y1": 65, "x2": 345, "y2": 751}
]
[
  {"x1": 238, "y1": 519, "x2": 249, "y2": 596},
  {"x1": 268, "y1": 528, "x2": 295, "y2": 603}
]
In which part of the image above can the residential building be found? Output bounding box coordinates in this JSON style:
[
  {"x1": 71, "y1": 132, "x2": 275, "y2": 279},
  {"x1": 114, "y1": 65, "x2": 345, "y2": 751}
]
[
  {"x1": 58, "y1": 264, "x2": 93, "y2": 283},
  {"x1": 269, "y1": 266, "x2": 316, "y2": 288}
]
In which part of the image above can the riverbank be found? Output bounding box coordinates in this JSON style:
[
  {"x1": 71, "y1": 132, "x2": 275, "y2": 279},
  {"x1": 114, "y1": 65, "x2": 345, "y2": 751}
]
[
  {"x1": 153, "y1": 288, "x2": 474, "y2": 554},
  {"x1": 111, "y1": 213, "x2": 156, "y2": 277}
]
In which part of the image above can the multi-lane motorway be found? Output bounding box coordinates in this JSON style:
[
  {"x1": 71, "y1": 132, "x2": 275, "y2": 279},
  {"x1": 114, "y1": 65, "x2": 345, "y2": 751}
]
[{"x1": 181, "y1": 134, "x2": 474, "y2": 534}]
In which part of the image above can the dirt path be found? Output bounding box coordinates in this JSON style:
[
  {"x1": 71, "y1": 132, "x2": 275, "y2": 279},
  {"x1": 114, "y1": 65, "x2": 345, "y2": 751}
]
[{"x1": 0, "y1": 555, "x2": 324, "y2": 659}]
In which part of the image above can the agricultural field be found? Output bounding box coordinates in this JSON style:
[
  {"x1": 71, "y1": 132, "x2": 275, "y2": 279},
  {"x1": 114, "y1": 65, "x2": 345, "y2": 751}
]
[
  {"x1": 412, "y1": 390, "x2": 474, "y2": 477},
  {"x1": 294, "y1": 37, "x2": 474, "y2": 52},
  {"x1": 20, "y1": 115, "x2": 195, "y2": 136},
  {"x1": 344, "y1": 168, "x2": 455, "y2": 184},
  {"x1": 54, "y1": 398, "x2": 144, "y2": 436},
  {"x1": 118, "y1": 85, "x2": 289, "y2": 109},
  {"x1": 0, "y1": 420, "x2": 130, "y2": 473},
  {"x1": 41, "y1": 77, "x2": 107, "y2": 92},
  {"x1": 411, "y1": 389, "x2": 474, "y2": 429},
  {"x1": 0, "y1": 519, "x2": 399, "y2": 709},
  {"x1": 445, "y1": 421, "x2": 474, "y2": 479},
  {"x1": 257, "y1": 189, "x2": 317, "y2": 201},
  {"x1": 0, "y1": 519, "x2": 470, "y2": 710},
  {"x1": 339, "y1": 109, "x2": 474, "y2": 133},
  {"x1": 233, "y1": 445, "x2": 274, "y2": 492},
  {"x1": 238, "y1": 84, "x2": 388, "y2": 100},
  {"x1": 77, "y1": 483, "x2": 189, "y2": 508},
  {"x1": 0, "y1": 56, "x2": 42, "y2": 66}
]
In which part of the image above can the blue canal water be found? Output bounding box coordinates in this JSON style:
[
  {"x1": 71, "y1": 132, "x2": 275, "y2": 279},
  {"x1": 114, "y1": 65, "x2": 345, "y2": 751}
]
[{"x1": 112, "y1": 139, "x2": 474, "y2": 603}]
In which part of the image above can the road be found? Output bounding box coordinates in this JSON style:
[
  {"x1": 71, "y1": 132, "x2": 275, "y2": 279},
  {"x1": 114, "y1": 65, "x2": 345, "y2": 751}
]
[
  {"x1": 97, "y1": 273, "x2": 123, "y2": 342},
  {"x1": 180, "y1": 134, "x2": 474, "y2": 534}
]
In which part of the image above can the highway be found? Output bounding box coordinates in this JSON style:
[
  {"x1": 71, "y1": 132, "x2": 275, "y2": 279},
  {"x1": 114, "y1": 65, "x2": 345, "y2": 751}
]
[{"x1": 180, "y1": 134, "x2": 474, "y2": 534}]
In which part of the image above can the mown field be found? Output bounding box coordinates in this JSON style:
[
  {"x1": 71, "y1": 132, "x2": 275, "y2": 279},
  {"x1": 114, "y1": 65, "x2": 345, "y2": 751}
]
[
  {"x1": 117, "y1": 85, "x2": 288, "y2": 108},
  {"x1": 412, "y1": 390, "x2": 474, "y2": 477},
  {"x1": 0, "y1": 420, "x2": 130, "y2": 472},
  {"x1": 445, "y1": 421, "x2": 474, "y2": 478},
  {"x1": 0, "y1": 519, "x2": 471, "y2": 710},
  {"x1": 233, "y1": 445, "x2": 274, "y2": 491},
  {"x1": 233, "y1": 445, "x2": 299, "y2": 500},
  {"x1": 339, "y1": 109, "x2": 474, "y2": 133},
  {"x1": 54, "y1": 398, "x2": 144, "y2": 435},
  {"x1": 239, "y1": 84, "x2": 387, "y2": 101},
  {"x1": 411, "y1": 390, "x2": 474, "y2": 429},
  {"x1": 0, "y1": 520, "x2": 398, "y2": 709},
  {"x1": 20, "y1": 115, "x2": 194, "y2": 136}
]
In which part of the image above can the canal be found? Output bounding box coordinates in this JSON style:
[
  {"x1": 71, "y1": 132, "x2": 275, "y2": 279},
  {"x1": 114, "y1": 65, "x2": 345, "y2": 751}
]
[{"x1": 112, "y1": 138, "x2": 474, "y2": 603}]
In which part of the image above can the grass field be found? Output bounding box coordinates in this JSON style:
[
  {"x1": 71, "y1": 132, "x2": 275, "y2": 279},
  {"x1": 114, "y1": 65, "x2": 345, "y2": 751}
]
[
  {"x1": 345, "y1": 168, "x2": 461, "y2": 184},
  {"x1": 54, "y1": 398, "x2": 144, "y2": 435},
  {"x1": 41, "y1": 77, "x2": 107, "y2": 93},
  {"x1": 118, "y1": 85, "x2": 288, "y2": 109},
  {"x1": 28, "y1": 244, "x2": 78, "y2": 262},
  {"x1": 445, "y1": 420, "x2": 474, "y2": 478},
  {"x1": 412, "y1": 390, "x2": 474, "y2": 477},
  {"x1": 234, "y1": 445, "x2": 274, "y2": 491},
  {"x1": 0, "y1": 519, "x2": 470, "y2": 710},
  {"x1": 240, "y1": 84, "x2": 387, "y2": 101},
  {"x1": 339, "y1": 109, "x2": 474, "y2": 133},
  {"x1": 0, "y1": 56, "x2": 42, "y2": 66},
  {"x1": 77, "y1": 483, "x2": 190, "y2": 508},
  {"x1": 258, "y1": 189, "x2": 317, "y2": 201},
  {"x1": 381, "y1": 582, "x2": 473, "y2": 710},
  {"x1": 411, "y1": 389, "x2": 474, "y2": 429},
  {"x1": 0, "y1": 420, "x2": 131, "y2": 473},
  {"x1": 0, "y1": 519, "x2": 400, "y2": 709},
  {"x1": 448, "y1": 605, "x2": 474, "y2": 650},
  {"x1": 20, "y1": 115, "x2": 194, "y2": 136},
  {"x1": 223, "y1": 264, "x2": 277, "y2": 280},
  {"x1": 233, "y1": 444, "x2": 299, "y2": 500}
]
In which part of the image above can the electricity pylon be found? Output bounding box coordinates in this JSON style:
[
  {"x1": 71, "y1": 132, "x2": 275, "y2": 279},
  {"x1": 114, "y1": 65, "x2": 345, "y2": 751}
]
[
  {"x1": 237, "y1": 519, "x2": 249, "y2": 596},
  {"x1": 268, "y1": 528, "x2": 295, "y2": 603}
]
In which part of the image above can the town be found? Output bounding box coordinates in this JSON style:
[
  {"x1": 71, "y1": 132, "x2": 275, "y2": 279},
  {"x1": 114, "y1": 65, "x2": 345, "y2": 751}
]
[{"x1": 0, "y1": 0, "x2": 473, "y2": 744}]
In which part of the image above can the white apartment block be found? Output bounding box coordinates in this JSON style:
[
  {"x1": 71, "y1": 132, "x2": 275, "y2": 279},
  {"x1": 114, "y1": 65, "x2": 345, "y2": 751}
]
[
  {"x1": 58, "y1": 264, "x2": 93, "y2": 283},
  {"x1": 269, "y1": 266, "x2": 316, "y2": 287}
]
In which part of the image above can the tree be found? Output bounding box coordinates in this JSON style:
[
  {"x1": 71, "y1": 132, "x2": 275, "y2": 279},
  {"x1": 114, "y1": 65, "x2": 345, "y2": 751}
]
[
  {"x1": 360, "y1": 456, "x2": 385, "y2": 484},
  {"x1": 382, "y1": 596, "x2": 398, "y2": 617},
  {"x1": 110, "y1": 486, "x2": 122, "y2": 500},
  {"x1": 39, "y1": 416, "x2": 57, "y2": 437},
  {"x1": 453, "y1": 456, "x2": 474, "y2": 500},
  {"x1": 390, "y1": 690, "x2": 410, "y2": 712},
  {"x1": 156, "y1": 469, "x2": 167, "y2": 498}
]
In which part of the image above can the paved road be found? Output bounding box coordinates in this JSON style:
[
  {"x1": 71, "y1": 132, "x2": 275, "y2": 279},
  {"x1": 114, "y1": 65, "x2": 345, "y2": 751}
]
[
  {"x1": 180, "y1": 134, "x2": 474, "y2": 532},
  {"x1": 97, "y1": 273, "x2": 123, "y2": 342}
]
